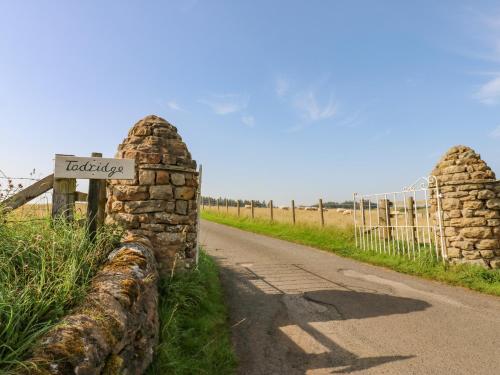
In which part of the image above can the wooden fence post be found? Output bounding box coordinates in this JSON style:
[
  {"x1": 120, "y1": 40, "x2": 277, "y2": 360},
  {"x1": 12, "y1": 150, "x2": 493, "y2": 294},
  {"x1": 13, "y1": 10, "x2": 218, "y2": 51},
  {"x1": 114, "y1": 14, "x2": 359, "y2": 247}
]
[
  {"x1": 226, "y1": 198, "x2": 229, "y2": 213},
  {"x1": 406, "y1": 196, "x2": 416, "y2": 243},
  {"x1": 251, "y1": 200, "x2": 254, "y2": 219},
  {"x1": 52, "y1": 177, "x2": 76, "y2": 221},
  {"x1": 87, "y1": 152, "x2": 106, "y2": 241},
  {"x1": 237, "y1": 200, "x2": 240, "y2": 216},
  {"x1": 319, "y1": 199, "x2": 325, "y2": 227},
  {"x1": 217, "y1": 198, "x2": 220, "y2": 212},
  {"x1": 270, "y1": 200, "x2": 274, "y2": 221},
  {"x1": 361, "y1": 199, "x2": 366, "y2": 228},
  {"x1": 378, "y1": 198, "x2": 392, "y2": 240},
  {"x1": 291, "y1": 199, "x2": 296, "y2": 225}
]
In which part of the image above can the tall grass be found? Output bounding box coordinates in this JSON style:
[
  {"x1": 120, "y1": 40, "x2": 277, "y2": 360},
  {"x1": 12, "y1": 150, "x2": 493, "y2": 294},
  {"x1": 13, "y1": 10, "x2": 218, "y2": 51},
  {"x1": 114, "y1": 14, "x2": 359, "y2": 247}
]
[
  {"x1": 0, "y1": 210, "x2": 120, "y2": 373},
  {"x1": 147, "y1": 251, "x2": 236, "y2": 375},
  {"x1": 202, "y1": 210, "x2": 500, "y2": 297}
]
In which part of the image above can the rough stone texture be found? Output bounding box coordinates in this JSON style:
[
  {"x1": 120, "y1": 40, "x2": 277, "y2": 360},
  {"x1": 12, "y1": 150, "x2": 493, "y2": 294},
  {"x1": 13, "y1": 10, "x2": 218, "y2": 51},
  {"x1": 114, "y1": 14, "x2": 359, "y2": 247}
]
[
  {"x1": 430, "y1": 145, "x2": 500, "y2": 268},
  {"x1": 22, "y1": 240, "x2": 159, "y2": 374},
  {"x1": 106, "y1": 115, "x2": 199, "y2": 274}
]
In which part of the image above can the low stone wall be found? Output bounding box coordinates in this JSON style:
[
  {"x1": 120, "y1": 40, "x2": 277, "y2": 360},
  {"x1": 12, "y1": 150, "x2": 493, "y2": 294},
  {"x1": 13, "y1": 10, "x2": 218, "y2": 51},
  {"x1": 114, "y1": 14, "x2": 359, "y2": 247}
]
[{"x1": 22, "y1": 239, "x2": 159, "y2": 374}]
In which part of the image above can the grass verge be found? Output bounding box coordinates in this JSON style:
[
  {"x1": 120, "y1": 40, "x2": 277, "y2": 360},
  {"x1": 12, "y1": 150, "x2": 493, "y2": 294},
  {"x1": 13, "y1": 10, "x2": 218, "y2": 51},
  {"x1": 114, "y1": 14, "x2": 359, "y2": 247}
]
[
  {"x1": 202, "y1": 210, "x2": 500, "y2": 297},
  {"x1": 146, "y1": 251, "x2": 236, "y2": 375},
  {"x1": 0, "y1": 215, "x2": 120, "y2": 374}
]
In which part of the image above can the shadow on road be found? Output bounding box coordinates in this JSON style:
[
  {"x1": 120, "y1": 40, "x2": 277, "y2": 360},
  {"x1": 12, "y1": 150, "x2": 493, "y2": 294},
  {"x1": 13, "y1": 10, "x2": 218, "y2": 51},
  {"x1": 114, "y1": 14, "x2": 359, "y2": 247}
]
[{"x1": 212, "y1": 255, "x2": 431, "y2": 374}]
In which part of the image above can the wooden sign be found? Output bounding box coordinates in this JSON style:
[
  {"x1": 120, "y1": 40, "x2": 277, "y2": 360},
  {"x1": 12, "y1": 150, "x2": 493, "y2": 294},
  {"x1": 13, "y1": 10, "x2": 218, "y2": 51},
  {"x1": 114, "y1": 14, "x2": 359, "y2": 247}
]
[{"x1": 54, "y1": 155, "x2": 135, "y2": 180}]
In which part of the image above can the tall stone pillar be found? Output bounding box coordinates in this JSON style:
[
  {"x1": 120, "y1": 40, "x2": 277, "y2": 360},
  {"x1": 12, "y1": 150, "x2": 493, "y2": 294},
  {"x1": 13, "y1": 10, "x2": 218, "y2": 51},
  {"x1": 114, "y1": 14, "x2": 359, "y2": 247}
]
[
  {"x1": 106, "y1": 115, "x2": 199, "y2": 275},
  {"x1": 430, "y1": 146, "x2": 500, "y2": 269}
]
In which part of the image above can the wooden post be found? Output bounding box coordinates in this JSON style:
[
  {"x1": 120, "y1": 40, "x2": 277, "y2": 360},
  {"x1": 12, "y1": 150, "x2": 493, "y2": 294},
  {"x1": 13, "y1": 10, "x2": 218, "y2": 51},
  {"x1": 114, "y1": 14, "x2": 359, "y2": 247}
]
[
  {"x1": 378, "y1": 199, "x2": 392, "y2": 240},
  {"x1": 237, "y1": 200, "x2": 240, "y2": 216},
  {"x1": 406, "y1": 196, "x2": 416, "y2": 243},
  {"x1": 217, "y1": 198, "x2": 220, "y2": 212},
  {"x1": 291, "y1": 199, "x2": 296, "y2": 225},
  {"x1": 270, "y1": 200, "x2": 274, "y2": 221},
  {"x1": 251, "y1": 200, "x2": 254, "y2": 219},
  {"x1": 87, "y1": 152, "x2": 106, "y2": 241},
  {"x1": 2, "y1": 174, "x2": 54, "y2": 211},
  {"x1": 52, "y1": 177, "x2": 76, "y2": 221},
  {"x1": 226, "y1": 198, "x2": 229, "y2": 213},
  {"x1": 360, "y1": 199, "x2": 366, "y2": 227},
  {"x1": 319, "y1": 199, "x2": 325, "y2": 227}
]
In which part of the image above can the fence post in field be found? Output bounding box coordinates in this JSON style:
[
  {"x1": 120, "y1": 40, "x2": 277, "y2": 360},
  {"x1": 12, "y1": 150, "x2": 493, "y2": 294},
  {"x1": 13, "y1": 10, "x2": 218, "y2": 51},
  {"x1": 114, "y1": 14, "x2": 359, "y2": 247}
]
[
  {"x1": 360, "y1": 199, "x2": 366, "y2": 227},
  {"x1": 52, "y1": 177, "x2": 76, "y2": 221},
  {"x1": 251, "y1": 200, "x2": 254, "y2": 219},
  {"x1": 378, "y1": 198, "x2": 392, "y2": 240},
  {"x1": 226, "y1": 198, "x2": 228, "y2": 213},
  {"x1": 319, "y1": 198, "x2": 325, "y2": 227},
  {"x1": 237, "y1": 200, "x2": 240, "y2": 216},
  {"x1": 217, "y1": 198, "x2": 220, "y2": 212},
  {"x1": 270, "y1": 200, "x2": 274, "y2": 221},
  {"x1": 291, "y1": 199, "x2": 296, "y2": 225},
  {"x1": 406, "y1": 196, "x2": 416, "y2": 243},
  {"x1": 86, "y1": 152, "x2": 107, "y2": 241}
]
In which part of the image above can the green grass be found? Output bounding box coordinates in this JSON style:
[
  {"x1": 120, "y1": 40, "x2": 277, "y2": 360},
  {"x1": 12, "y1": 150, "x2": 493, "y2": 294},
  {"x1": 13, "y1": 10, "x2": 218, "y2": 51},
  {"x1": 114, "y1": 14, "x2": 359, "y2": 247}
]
[
  {"x1": 146, "y1": 251, "x2": 236, "y2": 375},
  {"x1": 202, "y1": 210, "x2": 500, "y2": 297},
  {"x1": 0, "y1": 213, "x2": 120, "y2": 374}
]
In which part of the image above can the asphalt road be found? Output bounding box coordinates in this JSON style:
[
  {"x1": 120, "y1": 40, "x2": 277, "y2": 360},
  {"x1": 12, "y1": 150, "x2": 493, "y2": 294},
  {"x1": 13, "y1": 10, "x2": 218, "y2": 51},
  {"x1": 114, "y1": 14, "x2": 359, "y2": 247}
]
[{"x1": 200, "y1": 220, "x2": 500, "y2": 375}]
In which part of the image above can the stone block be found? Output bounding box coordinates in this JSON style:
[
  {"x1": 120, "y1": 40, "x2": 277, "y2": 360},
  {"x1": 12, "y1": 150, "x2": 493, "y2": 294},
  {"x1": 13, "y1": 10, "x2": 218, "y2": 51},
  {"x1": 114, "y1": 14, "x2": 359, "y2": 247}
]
[
  {"x1": 174, "y1": 187, "x2": 195, "y2": 200},
  {"x1": 450, "y1": 217, "x2": 487, "y2": 227},
  {"x1": 462, "y1": 250, "x2": 481, "y2": 260},
  {"x1": 156, "y1": 170, "x2": 169, "y2": 184},
  {"x1": 476, "y1": 239, "x2": 499, "y2": 250},
  {"x1": 149, "y1": 185, "x2": 173, "y2": 200},
  {"x1": 139, "y1": 152, "x2": 162, "y2": 164},
  {"x1": 171, "y1": 173, "x2": 186, "y2": 186},
  {"x1": 486, "y1": 198, "x2": 500, "y2": 209},
  {"x1": 478, "y1": 190, "x2": 496, "y2": 200},
  {"x1": 447, "y1": 247, "x2": 461, "y2": 258},
  {"x1": 479, "y1": 250, "x2": 495, "y2": 259},
  {"x1": 460, "y1": 227, "x2": 492, "y2": 239},
  {"x1": 124, "y1": 200, "x2": 167, "y2": 214},
  {"x1": 175, "y1": 200, "x2": 188, "y2": 215},
  {"x1": 113, "y1": 185, "x2": 149, "y2": 201},
  {"x1": 488, "y1": 219, "x2": 500, "y2": 227},
  {"x1": 463, "y1": 201, "x2": 483, "y2": 210},
  {"x1": 490, "y1": 258, "x2": 500, "y2": 269},
  {"x1": 139, "y1": 170, "x2": 155, "y2": 185},
  {"x1": 442, "y1": 198, "x2": 461, "y2": 210}
]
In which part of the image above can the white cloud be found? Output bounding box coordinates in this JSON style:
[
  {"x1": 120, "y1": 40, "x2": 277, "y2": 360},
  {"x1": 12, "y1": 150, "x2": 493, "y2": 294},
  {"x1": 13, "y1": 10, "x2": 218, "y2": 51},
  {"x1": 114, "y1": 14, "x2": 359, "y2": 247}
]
[
  {"x1": 294, "y1": 91, "x2": 337, "y2": 122},
  {"x1": 167, "y1": 100, "x2": 183, "y2": 111},
  {"x1": 199, "y1": 94, "x2": 248, "y2": 115},
  {"x1": 275, "y1": 77, "x2": 290, "y2": 97},
  {"x1": 241, "y1": 115, "x2": 255, "y2": 127},
  {"x1": 490, "y1": 125, "x2": 500, "y2": 138},
  {"x1": 476, "y1": 76, "x2": 500, "y2": 105}
]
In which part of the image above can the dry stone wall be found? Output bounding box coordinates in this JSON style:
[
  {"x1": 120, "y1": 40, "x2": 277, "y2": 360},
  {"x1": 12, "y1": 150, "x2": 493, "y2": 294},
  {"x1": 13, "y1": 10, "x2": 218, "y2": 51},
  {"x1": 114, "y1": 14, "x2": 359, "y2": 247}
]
[
  {"x1": 23, "y1": 240, "x2": 159, "y2": 374},
  {"x1": 106, "y1": 115, "x2": 199, "y2": 275},
  {"x1": 431, "y1": 145, "x2": 500, "y2": 269}
]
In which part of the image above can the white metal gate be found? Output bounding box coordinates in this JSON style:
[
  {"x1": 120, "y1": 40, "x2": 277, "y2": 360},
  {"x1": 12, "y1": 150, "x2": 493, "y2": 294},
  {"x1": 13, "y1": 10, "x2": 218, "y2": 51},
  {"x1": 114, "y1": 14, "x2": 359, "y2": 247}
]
[{"x1": 353, "y1": 176, "x2": 447, "y2": 261}]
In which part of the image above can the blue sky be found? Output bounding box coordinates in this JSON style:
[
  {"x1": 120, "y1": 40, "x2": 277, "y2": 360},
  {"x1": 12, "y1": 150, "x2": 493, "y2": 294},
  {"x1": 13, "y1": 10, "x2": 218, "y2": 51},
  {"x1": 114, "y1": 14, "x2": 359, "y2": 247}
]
[{"x1": 1, "y1": 0, "x2": 500, "y2": 204}]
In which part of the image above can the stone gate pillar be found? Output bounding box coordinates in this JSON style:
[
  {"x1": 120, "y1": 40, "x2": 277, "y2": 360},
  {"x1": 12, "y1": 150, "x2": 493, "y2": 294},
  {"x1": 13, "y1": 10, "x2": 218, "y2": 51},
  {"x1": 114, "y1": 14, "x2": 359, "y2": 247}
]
[
  {"x1": 106, "y1": 115, "x2": 199, "y2": 275},
  {"x1": 431, "y1": 145, "x2": 500, "y2": 269}
]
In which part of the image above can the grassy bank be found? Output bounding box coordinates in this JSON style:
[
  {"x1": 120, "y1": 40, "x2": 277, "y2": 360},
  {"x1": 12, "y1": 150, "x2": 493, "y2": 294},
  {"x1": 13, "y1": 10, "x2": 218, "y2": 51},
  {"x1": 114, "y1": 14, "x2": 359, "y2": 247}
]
[
  {"x1": 202, "y1": 210, "x2": 500, "y2": 297},
  {"x1": 0, "y1": 215, "x2": 120, "y2": 373},
  {"x1": 147, "y1": 251, "x2": 236, "y2": 375}
]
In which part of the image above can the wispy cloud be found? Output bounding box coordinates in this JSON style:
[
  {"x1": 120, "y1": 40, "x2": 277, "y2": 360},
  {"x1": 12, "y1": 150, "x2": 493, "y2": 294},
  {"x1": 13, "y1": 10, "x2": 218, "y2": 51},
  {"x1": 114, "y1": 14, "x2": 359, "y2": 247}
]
[
  {"x1": 294, "y1": 91, "x2": 337, "y2": 122},
  {"x1": 241, "y1": 115, "x2": 255, "y2": 127},
  {"x1": 199, "y1": 94, "x2": 248, "y2": 115},
  {"x1": 167, "y1": 100, "x2": 183, "y2": 111},
  {"x1": 476, "y1": 75, "x2": 500, "y2": 105},
  {"x1": 275, "y1": 77, "x2": 290, "y2": 97},
  {"x1": 490, "y1": 125, "x2": 500, "y2": 138}
]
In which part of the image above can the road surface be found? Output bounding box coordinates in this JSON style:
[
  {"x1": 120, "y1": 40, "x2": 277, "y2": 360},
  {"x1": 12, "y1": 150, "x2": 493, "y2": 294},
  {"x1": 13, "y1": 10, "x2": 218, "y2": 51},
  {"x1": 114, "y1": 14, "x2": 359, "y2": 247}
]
[{"x1": 201, "y1": 220, "x2": 500, "y2": 375}]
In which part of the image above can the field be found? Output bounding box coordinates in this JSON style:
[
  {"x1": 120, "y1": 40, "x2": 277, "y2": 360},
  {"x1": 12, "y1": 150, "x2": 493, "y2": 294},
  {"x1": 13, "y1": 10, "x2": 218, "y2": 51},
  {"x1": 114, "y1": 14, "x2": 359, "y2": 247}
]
[{"x1": 203, "y1": 205, "x2": 356, "y2": 229}]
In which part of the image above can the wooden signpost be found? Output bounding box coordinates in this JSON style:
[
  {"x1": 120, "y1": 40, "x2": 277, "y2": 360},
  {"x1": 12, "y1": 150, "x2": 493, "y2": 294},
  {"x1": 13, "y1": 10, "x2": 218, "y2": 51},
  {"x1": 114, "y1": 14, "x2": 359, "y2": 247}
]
[{"x1": 54, "y1": 153, "x2": 135, "y2": 240}]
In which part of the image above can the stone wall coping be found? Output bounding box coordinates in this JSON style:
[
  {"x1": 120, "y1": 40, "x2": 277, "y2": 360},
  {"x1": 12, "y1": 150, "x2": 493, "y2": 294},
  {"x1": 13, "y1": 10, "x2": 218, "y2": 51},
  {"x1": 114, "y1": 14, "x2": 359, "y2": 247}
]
[{"x1": 140, "y1": 163, "x2": 198, "y2": 174}]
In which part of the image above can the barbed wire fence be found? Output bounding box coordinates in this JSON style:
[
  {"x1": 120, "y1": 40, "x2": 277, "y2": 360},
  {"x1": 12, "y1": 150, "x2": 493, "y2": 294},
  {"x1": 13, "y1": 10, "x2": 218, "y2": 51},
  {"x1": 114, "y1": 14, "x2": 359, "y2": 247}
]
[{"x1": 0, "y1": 169, "x2": 54, "y2": 222}]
